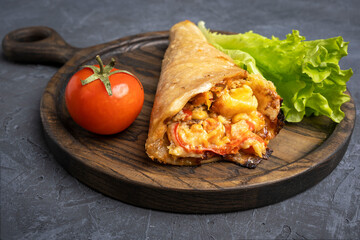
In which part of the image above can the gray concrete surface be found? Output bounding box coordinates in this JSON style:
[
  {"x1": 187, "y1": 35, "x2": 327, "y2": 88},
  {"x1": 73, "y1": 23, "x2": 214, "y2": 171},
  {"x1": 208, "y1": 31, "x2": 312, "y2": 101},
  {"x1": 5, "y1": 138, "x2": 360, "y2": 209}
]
[{"x1": 1, "y1": 0, "x2": 359, "y2": 239}]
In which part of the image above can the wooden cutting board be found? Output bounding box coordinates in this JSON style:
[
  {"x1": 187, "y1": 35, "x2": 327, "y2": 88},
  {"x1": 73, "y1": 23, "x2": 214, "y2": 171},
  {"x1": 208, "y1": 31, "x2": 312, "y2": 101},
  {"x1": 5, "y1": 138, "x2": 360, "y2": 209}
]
[{"x1": 2, "y1": 26, "x2": 355, "y2": 213}]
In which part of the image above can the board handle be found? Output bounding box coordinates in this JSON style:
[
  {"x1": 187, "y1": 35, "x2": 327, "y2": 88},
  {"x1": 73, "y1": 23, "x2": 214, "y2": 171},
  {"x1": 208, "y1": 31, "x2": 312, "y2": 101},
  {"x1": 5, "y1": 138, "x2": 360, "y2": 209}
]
[{"x1": 2, "y1": 26, "x2": 79, "y2": 65}]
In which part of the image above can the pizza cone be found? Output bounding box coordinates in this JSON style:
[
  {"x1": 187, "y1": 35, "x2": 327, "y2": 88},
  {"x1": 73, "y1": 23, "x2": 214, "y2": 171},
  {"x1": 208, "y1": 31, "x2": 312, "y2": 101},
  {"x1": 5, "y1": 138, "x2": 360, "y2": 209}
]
[{"x1": 145, "y1": 20, "x2": 284, "y2": 168}]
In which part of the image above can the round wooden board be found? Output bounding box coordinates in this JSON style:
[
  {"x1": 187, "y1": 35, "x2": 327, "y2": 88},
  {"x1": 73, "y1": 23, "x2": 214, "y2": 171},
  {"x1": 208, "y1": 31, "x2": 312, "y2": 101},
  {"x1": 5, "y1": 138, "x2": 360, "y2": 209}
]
[{"x1": 3, "y1": 27, "x2": 356, "y2": 213}]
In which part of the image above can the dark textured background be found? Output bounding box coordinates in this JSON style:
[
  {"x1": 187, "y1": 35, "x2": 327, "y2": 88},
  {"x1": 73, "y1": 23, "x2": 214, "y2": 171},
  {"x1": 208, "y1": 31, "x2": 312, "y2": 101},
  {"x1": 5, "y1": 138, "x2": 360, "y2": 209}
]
[{"x1": 1, "y1": 0, "x2": 359, "y2": 239}]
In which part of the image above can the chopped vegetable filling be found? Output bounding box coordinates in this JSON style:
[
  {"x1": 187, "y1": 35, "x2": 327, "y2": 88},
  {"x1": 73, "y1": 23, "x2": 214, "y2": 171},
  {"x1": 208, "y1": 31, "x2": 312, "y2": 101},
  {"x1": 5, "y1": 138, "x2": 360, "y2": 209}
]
[{"x1": 167, "y1": 78, "x2": 274, "y2": 159}]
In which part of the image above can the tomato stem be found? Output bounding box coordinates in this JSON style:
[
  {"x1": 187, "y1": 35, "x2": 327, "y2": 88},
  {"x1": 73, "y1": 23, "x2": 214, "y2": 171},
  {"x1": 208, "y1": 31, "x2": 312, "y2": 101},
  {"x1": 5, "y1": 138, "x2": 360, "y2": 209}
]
[
  {"x1": 81, "y1": 55, "x2": 117, "y2": 96},
  {"x1": 81, "y1": 55, "x2": 137, "y2": 96},
  {"x1": 108, "y1": 58, "x2": 116, "y2": 69},
  {"x1": 96, "y1": 55, "x2": 105, "y2": 74}
]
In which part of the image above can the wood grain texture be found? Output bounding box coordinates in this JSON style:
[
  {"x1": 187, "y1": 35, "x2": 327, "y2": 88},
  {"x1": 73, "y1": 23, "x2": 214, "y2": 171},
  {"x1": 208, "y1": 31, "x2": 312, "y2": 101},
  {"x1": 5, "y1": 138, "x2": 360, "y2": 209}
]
[{"x1": 3, "y1": 27, "x2": 356, "y2": 213}]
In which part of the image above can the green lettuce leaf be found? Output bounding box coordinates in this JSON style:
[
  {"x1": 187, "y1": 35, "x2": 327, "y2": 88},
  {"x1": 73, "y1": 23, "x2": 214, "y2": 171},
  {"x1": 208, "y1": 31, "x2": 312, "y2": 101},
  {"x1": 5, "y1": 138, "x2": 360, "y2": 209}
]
[{"x1": 198, "y1": 21, "x2": 352, "y2": 123}]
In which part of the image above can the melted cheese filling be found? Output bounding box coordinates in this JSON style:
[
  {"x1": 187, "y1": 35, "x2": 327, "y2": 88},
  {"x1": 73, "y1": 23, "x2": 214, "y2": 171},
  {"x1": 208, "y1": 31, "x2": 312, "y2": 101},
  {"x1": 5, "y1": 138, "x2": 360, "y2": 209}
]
[{"x1": 167, "y1": 80, "x2": 268, "y2": 158}]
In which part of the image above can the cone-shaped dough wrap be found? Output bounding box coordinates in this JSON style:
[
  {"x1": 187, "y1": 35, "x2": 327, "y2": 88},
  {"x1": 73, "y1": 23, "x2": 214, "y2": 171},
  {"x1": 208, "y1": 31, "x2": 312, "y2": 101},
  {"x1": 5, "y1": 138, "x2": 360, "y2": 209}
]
[{"x1": 145, "y1": 20, "x2": 283, "y2": 166}]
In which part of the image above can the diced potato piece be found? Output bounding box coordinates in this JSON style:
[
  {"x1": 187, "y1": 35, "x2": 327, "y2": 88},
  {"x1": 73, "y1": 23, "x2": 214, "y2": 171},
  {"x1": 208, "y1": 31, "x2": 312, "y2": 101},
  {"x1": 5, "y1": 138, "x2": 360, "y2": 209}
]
[
  {"x1": 245, "y1": 74, "x2": 281, "y2": 121},
  {"x1": 230, "y1": 120, "x2": 249, "y2": 138},
  {"x1": 217, "y1": 115, "x2": 230, "y2": 124},
  {"x1": 248, "y1": 111, "x2": 266, "y2": 131},
  {"x1": 180, "y1": 124, "x2": 208, "y2": 147},
  {"x1": 212, "y1": 85, "x2": 258, "y2": 118},
  {"x1": 232, "y1": 111, "x2": 266, "y2": 131},
  {"x1": 229, "y1": 85, "x2": 253, "y2": 99},
  {"x1": 192, "y1": 106, "x2": 208, "y2": 120},
  {"x1": 232, "y1": 113, "x2": 249, "y2": 123}
]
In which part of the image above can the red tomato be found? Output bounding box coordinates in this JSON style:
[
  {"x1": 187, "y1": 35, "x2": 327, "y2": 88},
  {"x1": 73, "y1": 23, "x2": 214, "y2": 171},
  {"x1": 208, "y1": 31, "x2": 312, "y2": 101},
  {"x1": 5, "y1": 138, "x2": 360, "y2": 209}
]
[{"x1": 65, "y1": 56, "x2": 144, "y2": 135}]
